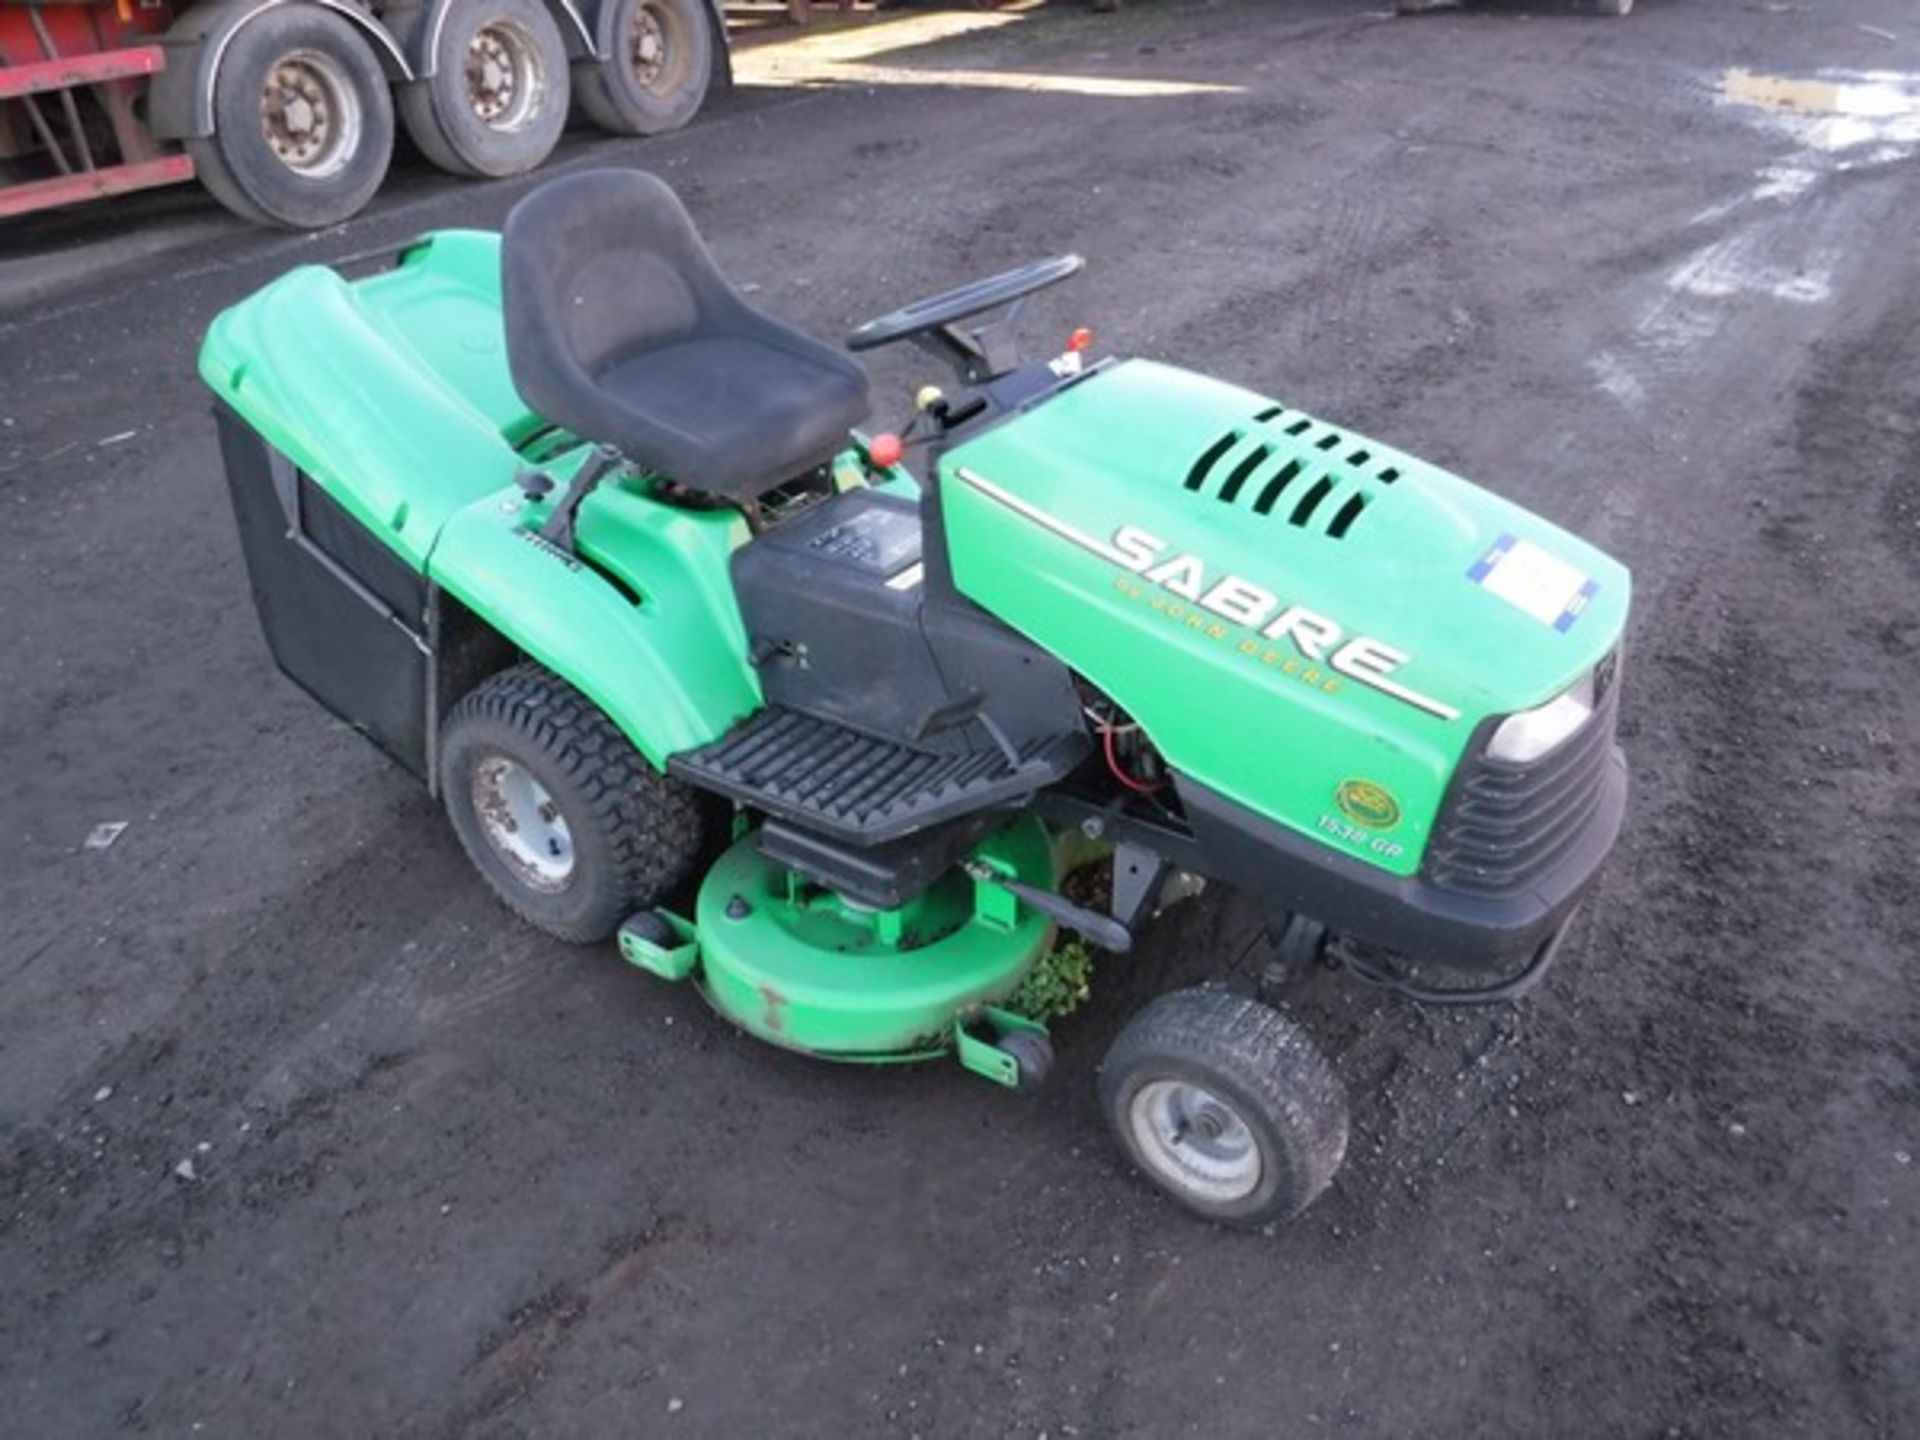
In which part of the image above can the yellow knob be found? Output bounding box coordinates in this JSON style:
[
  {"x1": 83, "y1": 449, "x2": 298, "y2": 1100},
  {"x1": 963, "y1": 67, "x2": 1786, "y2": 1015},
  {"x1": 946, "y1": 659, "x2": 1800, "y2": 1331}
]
[{"x1": 915, "y1": 385, "x2": 945, "y2": 412}]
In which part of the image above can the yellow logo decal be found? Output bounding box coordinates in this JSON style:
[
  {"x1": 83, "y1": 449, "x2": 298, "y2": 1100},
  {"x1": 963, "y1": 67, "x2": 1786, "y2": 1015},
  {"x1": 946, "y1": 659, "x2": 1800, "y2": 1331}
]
[{"x1": 1335, "y1": 780, "x2": 1401, "y2": 830}]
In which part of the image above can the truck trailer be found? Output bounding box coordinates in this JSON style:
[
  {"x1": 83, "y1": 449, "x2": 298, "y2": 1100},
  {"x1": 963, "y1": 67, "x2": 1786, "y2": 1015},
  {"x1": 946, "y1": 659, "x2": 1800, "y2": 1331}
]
[{"x1": 0, "y1": 0, "x2": 727, "y2": 227}]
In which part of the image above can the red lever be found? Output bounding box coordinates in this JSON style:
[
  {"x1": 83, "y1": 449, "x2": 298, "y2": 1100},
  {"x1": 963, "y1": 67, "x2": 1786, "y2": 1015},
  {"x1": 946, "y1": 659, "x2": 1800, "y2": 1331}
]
[{"x1": 868, "y1": 433, "x2": 905, "y2": 468}]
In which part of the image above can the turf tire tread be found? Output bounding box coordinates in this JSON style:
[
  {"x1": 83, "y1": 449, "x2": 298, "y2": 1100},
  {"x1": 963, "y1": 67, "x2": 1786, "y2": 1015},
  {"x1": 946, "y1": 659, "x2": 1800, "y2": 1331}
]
[
  {"x1": 442, "y1": 663, "x2": 720, "y2": 943},
  {"x1": 1098, "y1": 986, "x2": 1349, "y2": 1227}
]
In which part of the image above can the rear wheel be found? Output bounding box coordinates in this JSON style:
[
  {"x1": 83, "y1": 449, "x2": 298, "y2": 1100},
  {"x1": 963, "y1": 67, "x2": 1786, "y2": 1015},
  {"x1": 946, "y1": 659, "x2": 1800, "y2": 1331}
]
[
  {"x1": 186, "y1": 4, "x2": 393, "y2": 228},
  {"x1": 1099, "y1": 987, "x2": 1348, "y2": 1228},
  {"x1": 439, "y1": 664, "x2": 722, "y2": 943},
  {"x1": 574, "y1": 0, "x2": 711, "y2": 137},
  {"x1": 399, "y1": 0, "x2": 571, "y2": 178}
]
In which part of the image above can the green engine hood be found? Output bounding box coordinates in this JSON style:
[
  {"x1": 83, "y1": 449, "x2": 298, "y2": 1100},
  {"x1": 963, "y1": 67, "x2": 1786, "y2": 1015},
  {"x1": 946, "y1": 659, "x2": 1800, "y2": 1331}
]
[{"x1": 941, "y1": 359, "x2": 1630, "y2": 876}]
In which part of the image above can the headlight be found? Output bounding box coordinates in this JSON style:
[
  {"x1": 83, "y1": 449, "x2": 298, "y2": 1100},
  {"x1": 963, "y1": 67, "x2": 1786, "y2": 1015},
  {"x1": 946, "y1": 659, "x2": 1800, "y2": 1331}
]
[{"x1": 1486, "y1": 669, "x2": 1597, "y2": 764}]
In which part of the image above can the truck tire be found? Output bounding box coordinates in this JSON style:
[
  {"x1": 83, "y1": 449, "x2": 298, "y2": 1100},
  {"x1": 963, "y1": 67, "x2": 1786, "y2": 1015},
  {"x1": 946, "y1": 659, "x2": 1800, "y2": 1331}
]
[
  {"x1": 1099, "y1": 987, "x2": 1348, "y2": 1228},
  {"x1": 186, "y1": 3, "x2": 394, "y2": 229},
  {"x1": 439, "y1": 664, "x2": 723, "y2": 944},
  {"x1": 574, "y1": 0, "x2": 711, "y2": 137},
  {"x1": 398, "y1": 0, "x2": 571, "y2": 178}
]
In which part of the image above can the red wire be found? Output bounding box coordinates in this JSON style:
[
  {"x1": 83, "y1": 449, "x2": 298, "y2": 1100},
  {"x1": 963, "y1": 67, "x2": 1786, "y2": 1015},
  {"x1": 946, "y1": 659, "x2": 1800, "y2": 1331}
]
[{"x1": 1102, "y1": 725, "x2": 1161, "y2": 793}]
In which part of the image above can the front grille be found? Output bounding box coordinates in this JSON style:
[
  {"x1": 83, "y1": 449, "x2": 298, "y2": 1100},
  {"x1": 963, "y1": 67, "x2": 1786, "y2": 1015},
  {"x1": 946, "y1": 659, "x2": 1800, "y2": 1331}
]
[{"x1": 1424, "y1": 665, "x2": 1621, "y2": 897}]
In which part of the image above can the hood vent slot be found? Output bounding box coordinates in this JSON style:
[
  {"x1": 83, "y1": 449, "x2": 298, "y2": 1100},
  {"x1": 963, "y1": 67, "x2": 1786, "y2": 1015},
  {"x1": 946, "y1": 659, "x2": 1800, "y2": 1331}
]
[
  {"x1": 1181, "y1": 406, "x2": 1398, "y2": 538},
  {"x1": 1251, "y1": 459, "x2": 1305, "y2": 515},
  {"x1": 1290, "y1": 476, "x2": 1335, "y2": 527},
  {"x1": 1327, "y1": 493, "x2": 1367, "y2": 538},
  {"x1": 1219, "y1": 444, "x2": 1273, "y2": 504},
  {"x1": 1184, "y1": 432, "x2": 1241, "y2": 492}
]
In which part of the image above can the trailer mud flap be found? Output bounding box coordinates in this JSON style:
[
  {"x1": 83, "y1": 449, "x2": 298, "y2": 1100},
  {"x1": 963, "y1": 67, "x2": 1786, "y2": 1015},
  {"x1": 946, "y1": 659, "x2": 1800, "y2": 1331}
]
[{"x1": 214, "y1": 402, "x2": 431, "y2": 778}]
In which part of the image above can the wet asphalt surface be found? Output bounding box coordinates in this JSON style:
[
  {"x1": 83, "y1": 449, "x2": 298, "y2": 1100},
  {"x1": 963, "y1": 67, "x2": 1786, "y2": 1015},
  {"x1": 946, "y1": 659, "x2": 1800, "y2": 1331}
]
[{"x1": 2, "y1": 1, "x2": 1917, "y2": 1435}]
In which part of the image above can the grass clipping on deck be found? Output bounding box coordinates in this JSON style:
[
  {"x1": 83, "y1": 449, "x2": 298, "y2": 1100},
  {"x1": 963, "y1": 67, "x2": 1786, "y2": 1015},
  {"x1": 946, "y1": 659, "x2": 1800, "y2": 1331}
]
[
  {"x1": 1005, "y1": 862, "x2": 1108, "y2": 1021},
  {"x1": 1008, "y1": 936, "x2": 1095, "y2": 1022}
]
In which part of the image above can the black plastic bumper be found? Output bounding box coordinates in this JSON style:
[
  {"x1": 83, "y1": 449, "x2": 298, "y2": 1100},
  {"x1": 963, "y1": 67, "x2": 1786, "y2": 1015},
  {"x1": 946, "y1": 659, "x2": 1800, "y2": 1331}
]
[{"x1": 1177, "y1": 749, "x2": 1627, "y2": 971}]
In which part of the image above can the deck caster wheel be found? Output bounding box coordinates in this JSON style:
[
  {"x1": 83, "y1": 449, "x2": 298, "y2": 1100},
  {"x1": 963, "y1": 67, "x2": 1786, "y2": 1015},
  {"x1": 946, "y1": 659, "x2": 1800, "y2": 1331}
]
[
  {"x1": 619, "y1": 909, "x2": 679, "y2": 949},
  {"x1": 1099, "y1": 988, "x2": 1348, "y2": 1228},
  {"x1": 184, "y1": 3, "x2": 394, "y2": 228},
  {"x1": 574, "y1": 0, "x2": 712, "y2": 137},
  {"x1": 998, "y1": 1029, "x2": 1055, "y2": 1095},
  {"x1": 399, "y1": 0, "x2": 570, "y2": 178},
  {"x1": 439, "y1": 663, "x2": 721, "y2": 943}
]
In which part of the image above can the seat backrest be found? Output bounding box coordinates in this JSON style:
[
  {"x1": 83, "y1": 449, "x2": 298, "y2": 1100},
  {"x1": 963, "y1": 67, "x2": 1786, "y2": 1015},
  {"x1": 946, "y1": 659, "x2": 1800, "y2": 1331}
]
[
  {"x1": 503, "y1": 168, "x2": 873, "y2": 498},
  {"x1": 502, "y1": 169, "x2": 745, "y2": 435}
]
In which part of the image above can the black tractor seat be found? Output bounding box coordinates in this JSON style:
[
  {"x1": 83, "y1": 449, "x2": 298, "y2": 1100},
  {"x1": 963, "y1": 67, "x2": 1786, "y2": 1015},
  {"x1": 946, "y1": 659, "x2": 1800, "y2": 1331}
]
[{"x1": 501, "y1": 169, "x2": 872, "y2": 500}]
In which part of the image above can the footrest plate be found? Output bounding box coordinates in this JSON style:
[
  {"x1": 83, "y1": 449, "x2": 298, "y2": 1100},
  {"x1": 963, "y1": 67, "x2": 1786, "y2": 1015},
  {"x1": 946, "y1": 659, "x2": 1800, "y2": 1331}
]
[{"x1": 670, "y1": 706, "x2": 1084, "y2": 843}]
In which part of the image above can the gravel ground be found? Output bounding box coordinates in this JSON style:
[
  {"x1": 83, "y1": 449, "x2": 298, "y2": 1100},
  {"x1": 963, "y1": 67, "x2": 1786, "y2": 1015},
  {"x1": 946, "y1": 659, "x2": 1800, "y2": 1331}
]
[{"x1": 2, "y1": 1, "x2": 1916, "y2": 1435}]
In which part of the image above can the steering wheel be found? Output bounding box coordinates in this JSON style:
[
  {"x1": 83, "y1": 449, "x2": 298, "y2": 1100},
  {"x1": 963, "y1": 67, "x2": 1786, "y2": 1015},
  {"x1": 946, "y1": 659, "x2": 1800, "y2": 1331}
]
[{"x1": 846, "y1": 254, "x2": 1085, "y2": 352}]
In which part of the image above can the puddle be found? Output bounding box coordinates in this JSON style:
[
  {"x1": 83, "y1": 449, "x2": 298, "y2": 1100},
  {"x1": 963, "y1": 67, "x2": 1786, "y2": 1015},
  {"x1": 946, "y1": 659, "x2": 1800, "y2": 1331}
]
[
  {"x1": 1720, "y1": 70, "x2": 1909, "y2": 117},
  {"x1": 1585, "y1": 67, "x2": 1920, "y2": 412},
  {"x1": 1718, "y1": 68, "x2": 1920, "y2": 151}
]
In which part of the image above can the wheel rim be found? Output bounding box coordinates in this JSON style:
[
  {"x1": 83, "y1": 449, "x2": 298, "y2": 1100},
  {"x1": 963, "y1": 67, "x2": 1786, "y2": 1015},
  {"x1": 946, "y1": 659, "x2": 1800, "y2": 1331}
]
[
  {"x1": 626, "y1": 0, "x2": 692, "y2": 97},
  {"x1": 471, "y1": 756, "x2": 575, "y2": 892},
  {"x1": 259, "y1": 48, "x2": 362, "y2": 178},
  {"x1": 464, "y1": 21, "x2": 547, "y2": 132},
  {"x1": 1127, "y1": 1079, "x2": 1263, "y2": 1204}
]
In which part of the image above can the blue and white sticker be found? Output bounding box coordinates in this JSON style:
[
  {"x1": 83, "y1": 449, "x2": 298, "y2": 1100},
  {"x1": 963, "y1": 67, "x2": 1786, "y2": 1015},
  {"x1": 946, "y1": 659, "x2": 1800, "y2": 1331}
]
[{"x1": 1468, "y1": 534, "x2": 1597, "y2": 632}]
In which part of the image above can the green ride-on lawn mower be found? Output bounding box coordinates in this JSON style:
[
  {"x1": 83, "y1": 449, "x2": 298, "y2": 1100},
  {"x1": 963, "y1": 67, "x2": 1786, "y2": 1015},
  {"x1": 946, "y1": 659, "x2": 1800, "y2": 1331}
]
[{"x1": 202, "y1": 169, "x2": 1629, "y2": 1228}]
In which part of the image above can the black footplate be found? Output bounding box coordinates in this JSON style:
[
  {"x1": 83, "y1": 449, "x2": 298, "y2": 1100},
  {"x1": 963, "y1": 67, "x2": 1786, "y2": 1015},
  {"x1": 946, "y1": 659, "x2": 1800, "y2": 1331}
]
[{"x1": 670, "y1": 707, "x2": 1087, "y2": 844}]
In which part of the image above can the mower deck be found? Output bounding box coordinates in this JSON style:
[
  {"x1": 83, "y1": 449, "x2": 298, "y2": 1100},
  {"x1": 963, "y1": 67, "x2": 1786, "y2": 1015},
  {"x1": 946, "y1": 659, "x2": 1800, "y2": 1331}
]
[{"x1": 645, "y1": 815, "x2": 1059, "y2": 1063}]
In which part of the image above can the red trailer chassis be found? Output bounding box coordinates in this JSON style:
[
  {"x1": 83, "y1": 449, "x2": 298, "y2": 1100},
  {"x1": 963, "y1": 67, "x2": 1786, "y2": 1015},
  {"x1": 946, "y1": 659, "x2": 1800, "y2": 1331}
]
[{"x1": 0, "y1": 2, "x2": 193, "y2": 220}]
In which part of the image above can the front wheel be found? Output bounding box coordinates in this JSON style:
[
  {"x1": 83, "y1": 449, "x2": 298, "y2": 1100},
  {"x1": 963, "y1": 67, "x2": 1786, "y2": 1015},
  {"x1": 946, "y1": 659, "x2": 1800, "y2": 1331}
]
[
  {"x1": 1098, "y1": 988, "x2": 1348, "y2": 1228},
  {"x1": 439, "y1": 664, "x2": 721, "y2": 943},
  {"x1": 398, "y1": 0, "x2": 571, "y2": 178},
  {"x1": 573, "y1": 0, "x2": 712, "y2": 137},
  {"x1": 185, "y1": 3, "x2": 394, "y2": 228}
]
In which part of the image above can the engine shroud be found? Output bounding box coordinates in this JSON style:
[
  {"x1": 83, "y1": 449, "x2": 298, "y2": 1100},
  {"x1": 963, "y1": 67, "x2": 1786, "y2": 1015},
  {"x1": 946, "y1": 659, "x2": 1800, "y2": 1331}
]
[{"x1": 939, "y1": 358, "x2": 1631, "y2": 880}]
